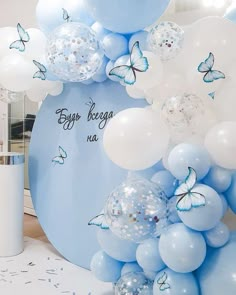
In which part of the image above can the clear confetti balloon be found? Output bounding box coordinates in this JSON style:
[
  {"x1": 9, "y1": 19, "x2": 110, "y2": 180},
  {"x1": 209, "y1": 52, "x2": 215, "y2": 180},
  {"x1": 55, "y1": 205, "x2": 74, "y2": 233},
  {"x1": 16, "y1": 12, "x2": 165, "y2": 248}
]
[
  {"x1": 104, "y1": 176, "x2": 168, "y2": 243},
  {"x1": 115, "y1": 272, "x2": 153, "y2": 295},
  {"x1": 0, "y1": 85, "x2": 24, "y2": 103},
  {"x1": 148, "y1": 21, "x2": 184, "y2": 61},
  {"x1": 46, "y1": 22, "x2": 104, "y2": 82}
]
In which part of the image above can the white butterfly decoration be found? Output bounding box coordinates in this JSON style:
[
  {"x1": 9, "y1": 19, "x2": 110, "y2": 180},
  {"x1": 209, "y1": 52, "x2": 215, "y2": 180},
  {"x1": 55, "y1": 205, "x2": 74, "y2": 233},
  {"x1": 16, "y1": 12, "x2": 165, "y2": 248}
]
[{"x1": 88, "y1": 210, "x2": 109, "y2": 230}]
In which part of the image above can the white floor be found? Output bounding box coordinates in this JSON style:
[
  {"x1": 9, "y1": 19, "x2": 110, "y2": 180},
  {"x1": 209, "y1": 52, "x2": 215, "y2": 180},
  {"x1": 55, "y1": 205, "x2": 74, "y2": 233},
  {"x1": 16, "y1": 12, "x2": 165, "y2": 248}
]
[{"x1": 0, "y1": 237, "x2": 113, "y2": 295}]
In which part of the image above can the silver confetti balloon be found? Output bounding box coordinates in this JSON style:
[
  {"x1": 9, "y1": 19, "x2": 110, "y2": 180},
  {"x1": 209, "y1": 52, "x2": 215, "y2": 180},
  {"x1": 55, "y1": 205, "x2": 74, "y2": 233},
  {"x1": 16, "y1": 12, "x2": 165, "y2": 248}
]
[
  {"x1": 104, "y1": 176, "x2": 168, "y2": 243},
  {"x1": 46, "y1": 22, "x2": 104, "y2": 82},
  {"x1": 0, "y1": 85, "x2": 24, "y2": 103},
  {"x1": 148, "y1": 21, "x2": 184, "y2": 61},
  {"x1": 115, "y1": 272, "x2": 153, "y2": 295}
]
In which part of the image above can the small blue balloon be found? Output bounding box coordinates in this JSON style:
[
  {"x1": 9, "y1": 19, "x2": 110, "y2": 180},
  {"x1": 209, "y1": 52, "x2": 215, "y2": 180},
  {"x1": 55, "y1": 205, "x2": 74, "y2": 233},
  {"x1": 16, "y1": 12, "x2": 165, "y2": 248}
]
[
  {"x1": 167, "y1": 196, "x2": 181, "y2": 224},
  {"x1": 151, "y1": 170, "x2": 178, "y2": 198},
  {"x1": 153, "y1": 268, "x2": 200, "y2": 295},
  {"x1": 159, "y1": 223, "x2": 206, "y2": 273},
  {"x1": 92, "y1": 74, "x2": 108, "y2": 83},
  {"x1": 168, "y1": 143, "x2": 211, "y2": 180},
  {"x1": 197, "y1": 231, "x2": 236, "y2": 295},
  {"x1": 178, "y1": 184, "x2": 223, "y2": 231},
  {"x1": 203, "y1": 222, "x2": 230, "y2": 248},
  {"x1": 129, "y1": 31, "x2": 149, "y2": 52},
  {"x1": 90, "y1": 250, "x2": 123, "y2": 282},
  {"x1": 121, "y1": 262, "x2": 143, "y2": 276},
  {"x1": 97, "y1": 229, "x2": 138, "y2": 262},
  {"x1": 91, "y1": 22, "x2": 110, "y2": 40},
  {"x1": 219, "y1": 194, "x2": 228, "y2": 217},
  {"x1": 136, "y1": 239, "x2": 165, "y2": 272},
  {"x1": 102, "y1": 33, "x2": 129, "y2": 60},
  {"x1": 203, "y1": 166, "x2": 232, "y2": 193},
  {"x1": 225, "y1": 172, "x2": 236, "y2": 213}
]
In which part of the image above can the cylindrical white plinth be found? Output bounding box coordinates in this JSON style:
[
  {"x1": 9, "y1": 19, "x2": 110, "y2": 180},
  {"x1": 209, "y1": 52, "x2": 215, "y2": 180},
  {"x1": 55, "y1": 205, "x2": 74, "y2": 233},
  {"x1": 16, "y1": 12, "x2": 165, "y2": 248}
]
[{"x1": 0, "y1": 152, "x2": 24, "y2": 257}]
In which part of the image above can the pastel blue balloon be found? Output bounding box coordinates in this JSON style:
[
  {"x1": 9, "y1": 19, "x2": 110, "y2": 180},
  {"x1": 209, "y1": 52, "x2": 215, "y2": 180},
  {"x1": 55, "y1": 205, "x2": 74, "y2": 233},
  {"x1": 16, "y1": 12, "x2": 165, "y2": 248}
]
[
  {"x1": 178, "y1": 184, "x2": 223, "y2": 231},
  {"x1": 102, "y1": 33, "x2": 129, "y2": 60},
  {"x1": 203, "y1": 222, "x2": 230, "y2": 248},
  {"x1": 92, "y1": 74, "x2": 107, "y2": 83},
  {"x1": 224, "y1": 6, "x2": 236, "y2": 22},
  {"x1": 225, "y1": 172, "x2": 236, "y2": 213},
  {"x1": 197, "y1": 231, "x2": 236, "y2": 295},
  {"x1": 90, "y1": 250, "x2": 123, "y2": 282},
  {"x1": 81, "y1": 78, "x2": 94, "y2": 85},
  {"x1": 153, "y1": 268, "x2": 200, "y2": 295},
  {"x1": 136, "y1": 161, "x2": 165, "y2": 181},
  {"x1": 106, "y1": 60, "x2": 119, "y2": 81},
  {"x1": 168, "y1": 143, "x2": 211, "y2": 180},
  {"x1": 219, "y1": 194, "x2": 228, "y2": 217},
  {"x1": 97, "y1": 229, "x2": 138, "y2": 262},
  {"x1": 129, "y1": 31, "x2": 149, "y2": 52},
  {"x1": 91, "y1": 22, "x2": 111, "y2": 40},
  {"x1": 151, "y1": 170, "x2": 178, "y2": 198},
  {"x1": 167, "y1": 196, "x2": 181, "y2": 223},
  {"x1": 203, "y1": 166, "x2": 232, "y2": 193},
  {"x1": 121, "y1": 262, "x2": 143, "y2": 276},
  {"x1": 159, "y1": 223, "x2": 206, "y2": 273},
  {"x1": 85, "y1": 0, "x2": 170, "y2": 34},
  {"x1": 136, "y1": 239, "x2": 166, "y2": 272},
  {"x1": 144, "y1": 270, "x2": 158, "y2": 281}
]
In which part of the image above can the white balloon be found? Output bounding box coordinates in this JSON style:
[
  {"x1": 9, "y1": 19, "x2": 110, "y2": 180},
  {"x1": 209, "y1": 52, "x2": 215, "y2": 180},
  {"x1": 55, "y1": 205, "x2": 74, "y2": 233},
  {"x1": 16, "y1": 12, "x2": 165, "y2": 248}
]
[
  {"x1": 26, "y1": 87, "x2": 47, "y2": 102},
  {"x1": 205, "y1": 121, "x2": 236, "y2": 169},
  {"x1": 23, "y1": 28, "x2": 47, "y2": 59},
  {"x1": 0, "y1": 27, "x2": 18, "y2": 58},
  {"x1": 103, "y1": 107, "x2": 170, "y2": 170},
  {"x1": 49, "y1": 82, "x2": 64, "y2": 96},
  {"x1": 0, "y1": 53, "x2": 35, "y2": 92},
  {"x1": 126, "y1": 85, "x2": 145, "y2": 99}
]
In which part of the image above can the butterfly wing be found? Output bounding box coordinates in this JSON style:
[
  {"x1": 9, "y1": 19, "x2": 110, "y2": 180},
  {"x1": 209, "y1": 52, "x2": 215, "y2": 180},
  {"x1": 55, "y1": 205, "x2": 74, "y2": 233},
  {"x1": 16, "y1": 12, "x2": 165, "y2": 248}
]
[
  {"x1": 198, "y1": 52, "x2": 214, "y2": 73},
  {"x1": 130, "y1": 41, "x2": 149, "y2": 72},
  {"x1": 211, "y1": 70, "x2": 225, "y2": 81},
  {"x1": 175, "y1": 167, "x2": 197, "y2": 196},
  {"x1": 33, "y1": 71, "x2": 46, "y2": 80},
  {"x1": 52, "y1": 156, "x2": 64, "y2": 165},
  {"x1": 109, "y1": 65, "x2": 136, "y2": 85},
  {"x1": 33, "y1": 60, "x2": 47, "y2": 72},
  {"x1": 176, "y1": 194, "x2": 192, "y2": 212},
  {"x1": 208, "y1": 92, "x2": 215, "y2": 99},
  {"x1": 88, "y1": 213, "x2": 109, "y2": 230},
  {"x1": 62, "y1": 8, "x2": 70, "y2": 21},
  {"x1": 160, "y1": 283, "x2": 171, "y2": 291},
  {"x1": 190, "y1": 192, "x2": 206, "y2": 208},
  {"x1": 17, "y1": 23, "x2": 30, "y2": 42},
  {"x1": 157, "y1": 272, "x2": 167, "y2": 284},
  {"x1": 157, "y1": 272, "x2": 171, "y2": 291},
  {"x1": 9, "y1": 40, "x2": 25, "y2": 52},
  {"x1": 59, "y1": 146, "x2": 67, "y2": 159}
]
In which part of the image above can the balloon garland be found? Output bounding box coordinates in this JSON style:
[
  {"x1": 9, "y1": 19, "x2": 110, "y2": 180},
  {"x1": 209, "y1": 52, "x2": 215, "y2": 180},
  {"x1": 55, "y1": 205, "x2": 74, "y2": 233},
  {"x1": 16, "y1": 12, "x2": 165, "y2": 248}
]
[{"x1": 2, "y1": 0, "x2": 236, "y2": 294}]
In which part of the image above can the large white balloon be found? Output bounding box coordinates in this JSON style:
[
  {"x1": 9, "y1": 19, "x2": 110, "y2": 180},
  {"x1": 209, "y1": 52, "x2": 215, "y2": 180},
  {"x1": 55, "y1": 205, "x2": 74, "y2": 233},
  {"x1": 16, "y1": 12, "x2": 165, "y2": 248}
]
[
  {"x1": 103, "y1": 107, "x2": 170, "y2": 170},
  {"x1": 48, "y1": 82, "x2": 64, "y2": 96},
  {"x1": 26, "y1": 87, "x2": 47, "y2": 102},
  {"x1": 205, "y1": 121, "x2": 236, "y2": 169},
  {"x1": 23, "y1": 28, "x2": 47, "y2": 59},
  {"x1": 0, "y1": 27, "x2": 18, "y2": 58}
]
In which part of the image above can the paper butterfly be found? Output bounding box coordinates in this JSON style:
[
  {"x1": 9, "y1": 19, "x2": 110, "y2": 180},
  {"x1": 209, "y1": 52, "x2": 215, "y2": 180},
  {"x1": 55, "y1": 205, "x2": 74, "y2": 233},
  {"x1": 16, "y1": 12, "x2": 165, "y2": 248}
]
[
  {"x1": 198, "y1": 52, "x2": 225, "y2": 83},
  {"x1": 52, "y1": 146, "x2": 67, "y2": 165},
  {"x1": 157, "y1": 272, "x2": 171, "y2": 291},
  {"x1": 175, "y1": 167, "x2": 206, "y2": 212},
  {"x1": 62, "y1": 8, "x2": 71, "y2": 22},
  {"x1": 9, "y1": 23, "x2": 30, "y2": 52},
  {"x1": 208, "y1": 91, "x2": 215, "y2": 100},
  {"x1": 33, "y1": 60, "x2": 47, "y2": 80},
  {"x1": 88, "y1": 210, "x2": 109, "y2": 230},
  {"x1": 109, "y1": 41, "x2": 149, "y2": 85}
]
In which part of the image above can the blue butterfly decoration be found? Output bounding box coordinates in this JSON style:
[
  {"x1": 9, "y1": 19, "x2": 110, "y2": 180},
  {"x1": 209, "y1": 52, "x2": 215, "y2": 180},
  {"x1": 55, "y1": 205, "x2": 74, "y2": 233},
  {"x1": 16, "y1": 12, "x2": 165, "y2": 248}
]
[
  {"x1": 52, "y1": 146, "x2": 67, "y2": 165},
  {"x1": 208, "y1": 91, "x2": 215, "y2": 100},
  {"x1": 33, "y1": 60, "x2": 47, "y2": 80},
  {"x1": 109, "y1": 41, "x2": 149, "y2": 85},
  {"x1": 157, "y1": 272, "x2": 171, "y2": 291},
  {"x1": 62, "y1": 8, "x2": 71, "y2": 22},
  {"x1": 88, "y1": 210, "x2": 109, "y2": 230},
  {"x1": 9, "y1": 23, "x2": 30, "y2": 52},
  {"x1": 175, "y1": 167, "x2": 206, "y2": 212},
  {"x1": 198, "y1": 52, "x2": 225, "y2": 83}
]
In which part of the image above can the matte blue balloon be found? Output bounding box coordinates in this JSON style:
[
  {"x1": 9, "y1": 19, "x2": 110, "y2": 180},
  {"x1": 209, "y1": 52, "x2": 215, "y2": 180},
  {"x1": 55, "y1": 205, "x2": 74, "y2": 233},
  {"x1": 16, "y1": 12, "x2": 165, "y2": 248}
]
[
  {"x1": 136, "y1": 161, "x2": 165, "y2": 181},
  {"x1": 178, "y1": 184, "x2": 223, "y2": 231},
  {"x1": 144, "y1": 270, "x2": 158, "y2": 281},
  {"x1": 168, "y1": 143, "x2": 211, "y2": 180},
  {"x1": 91, "y1": 22, "x2": 110, "y2": 40},
  {"x1": 92, "y1": 74, "x2": 107, "y2": 83},
  {"x1": 197, "y1": 231, "x2": 236, "y2": 295},
  {"x1": 121, "y1": 262, "x2": 143, "y2": 276},
  {"x1": 225, "y1": 172, "x2": 236, "y2": 213},
  {"x1": 102, "y1": 33, "x2": 129, "y2": 61},
  {"x1": 159, "y1": 223, "x2": 206, "y2": 273},
  {"x1": 85, "y1": 0, "x2": 171, "y2": 34},
  {"x1": 219, "y1": 194, "x2": 228, "y2": 217},
  {"x1": 203, "y1": 222, "x2": 230, "y2": 248},
  {"x1": 153, "y1": 268, "x2": 200, "y2": 295},
  {"x1": 151, "y1": 170, "x2": 178, "y2": 198},
  {"x1": 129, "y1": 31, "x2": 149, "y2": 52},
  {"x1": 203, "y1": 166, "x2": 232, "y2": 193},
  {"x1": 136, "y1": 239, "x2": 166, "y2": 272},
  {"x1": 90, "y1": 250, "x2": 123, "y2": 282},
  {"x1": 97, "y1": 229, "x2": 138, "y2": 262},
  {"x1": 167, "y1": 196, "x2": 181, "y2": 224}
]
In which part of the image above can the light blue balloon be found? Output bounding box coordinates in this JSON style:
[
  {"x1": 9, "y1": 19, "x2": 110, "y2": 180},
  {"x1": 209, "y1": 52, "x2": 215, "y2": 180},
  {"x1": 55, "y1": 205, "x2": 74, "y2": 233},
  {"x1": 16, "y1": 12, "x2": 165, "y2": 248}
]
[
  {"x1": 136, "y1": 161, "x2": 165, "y2": 181},
  {"x1": 178, "y1": 184, "x2": 223, "y2": 231},
  {"x1": 92, "y1": 57, "x2": 109, "y2": 82},
  {"x1": 129, "y1": 31, "x2": 149, "y2": 52},
  {"x1": 90, "y1": 250, "x2": 123, "y2": 282},
  {"x1": 91, "y1": 22, "x2": 110, "y2": 40},
  {"x1": 85, "y1": 0, "x2": 171, "y2": 34},
  {"x1": 81, "y1": 78, "x2": 95, "y2": 85},
  {"x1": 203, "y1": 166, "x2": 232, "y2": 193},
  {"x1": 97, "y1": 229, "x2": 138, "y2": 262},
  {"x1": 114, "y1": 54, "x2": 130, "y2": 66},
  {"x1": 224, "y1": 6, "x2": 236, "y2": 22},
  {"x1": 136, "y1": 239, "x2": 166, "y2": 272},
  {"x1": 151, "y1": 170, "x2": 178, "y2": 198},
  {"x1": 92, "y1": 74, "x2": 107, "y2": 83},
  {"x1": 168, "y1": 143, "x2": 211, "y2": 180},
  {"x1": 159, "y1": 223, "x2": 206, "y2": 273},
  {"x1": 106, "y1": 60, "x2": 119, "y2": 82},
  {"x1": 144, "y1": 270, "x2": 158, "y2": 281},
  {"x1": 225, "y1": 172, "x2": 236, "y2": 213},
  {"x1": 153, "y1": 268, "x2": 200, "y2": 295},
  {"x1": 197, "y1": 231, "x2": 236, "y2": 295},
  {"x1": 102, "y1": 33, "x2": 129, "y2": 60},
  {"x1": 167, "y1": 196, "x2": 181, "y2": 224},
  {"x1": 121, "y1": 262, "x2": 143, "y2": 276},
  {"x1": 203, "y1": 222, "x2": 230, "y2": 248},
  {"x1": 219, "y1": 194, "x2": 228, "y2": 217}
]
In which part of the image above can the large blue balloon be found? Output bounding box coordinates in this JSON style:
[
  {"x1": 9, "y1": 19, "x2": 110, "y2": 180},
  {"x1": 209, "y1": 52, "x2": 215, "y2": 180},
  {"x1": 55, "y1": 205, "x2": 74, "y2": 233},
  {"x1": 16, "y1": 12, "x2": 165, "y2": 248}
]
[
  {"x1": 29, "y1": 80, "x2": 147, "y2": 269},
  {"x1": 85, "y1": 0, "x2": 171, "y2": 34},
  {"x1": 225, "y1": 172, "x2": 236, "y2": 213},
  {"x1": 197, "y1": 231, "x2": 236, "y2": 295}
]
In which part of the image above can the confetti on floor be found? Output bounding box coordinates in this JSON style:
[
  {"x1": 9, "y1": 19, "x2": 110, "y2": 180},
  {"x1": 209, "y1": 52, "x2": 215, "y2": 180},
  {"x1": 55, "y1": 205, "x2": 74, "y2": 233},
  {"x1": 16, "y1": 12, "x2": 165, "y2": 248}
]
[{"x1": 0, "y1": 237, "x2": 112, "y2": 295}]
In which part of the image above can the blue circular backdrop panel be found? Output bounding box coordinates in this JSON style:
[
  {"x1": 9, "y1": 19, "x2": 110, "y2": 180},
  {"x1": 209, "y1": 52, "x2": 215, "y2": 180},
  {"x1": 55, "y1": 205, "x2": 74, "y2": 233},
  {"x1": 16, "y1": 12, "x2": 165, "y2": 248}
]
[{"x1": 29, "y1": 80, "x2": 147, "y2": 269}]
